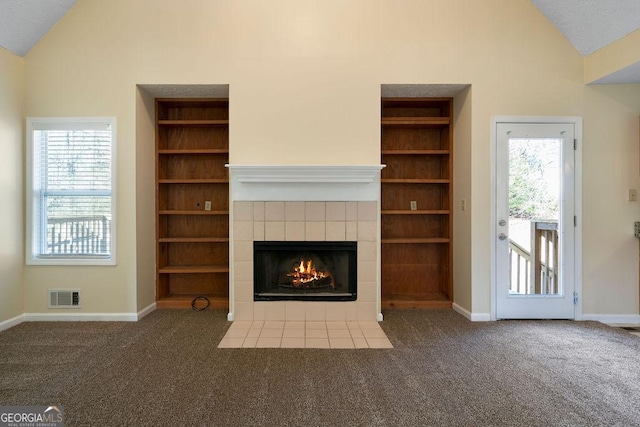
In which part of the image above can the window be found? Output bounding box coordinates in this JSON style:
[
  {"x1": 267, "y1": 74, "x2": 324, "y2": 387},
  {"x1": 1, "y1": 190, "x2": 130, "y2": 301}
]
[{"x1": 26, "y1": 117, "x2": 116, "y2": 265}]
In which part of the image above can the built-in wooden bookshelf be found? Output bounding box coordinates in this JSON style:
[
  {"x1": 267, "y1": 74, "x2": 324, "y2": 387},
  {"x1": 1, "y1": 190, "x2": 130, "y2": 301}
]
[
  {"x1": 155, "y1": 99, "x2": 229, "y2": 308},
  {"x1": 381, "y1": 98, "x2": 453, "y2": 308}
]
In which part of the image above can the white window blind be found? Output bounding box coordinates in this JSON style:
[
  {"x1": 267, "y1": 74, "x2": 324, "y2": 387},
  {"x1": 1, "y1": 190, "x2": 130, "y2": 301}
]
[{"x1": 27, "y1": 118, "x2": 116, "y2": 265}]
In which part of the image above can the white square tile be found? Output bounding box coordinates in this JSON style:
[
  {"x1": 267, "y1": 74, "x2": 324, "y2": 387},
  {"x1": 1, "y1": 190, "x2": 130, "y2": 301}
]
[
  {"x1": 346, "y1": 202, "x2": 358, "y2": 221},
  {"x1": 357, "y1": 281, "x2": 377, "y2": 303},
  {"x1": 305, "y1": 222, "x2": 325, "y2": 241},
  {"x1": 285, "y1": 202, "x2": 305, "y2": 221},
  {"x1": 234, "y1": 302, "x2": 254, "y2": 321},
  {"x1": 285, "y1": 222, "x2": 305, "y2": 241},
  {"x1": 305, "y1": 302, "x2": 326, "y2": 321},
  {"x1": 264, "y1": 301, "x2": 285, "y2": 320},
  {"x1": 265, "y1": 221, "x2": 285, "y2": 240},
  {"x1": 218, "y1": 337, "x2": 245, "y2": 348},
  {"x1": 305, "y1": 321, "x2": 326, "y2": 330},
  {"x1": 253, "y1": 221, "x2": 265, "y2": 241},
  {"x1": 234, "y1": 221, "x2": 255, "y2": 241},
  {"x1": 344, "y1": 302, "x2": 358, "y2": 321},
  {"x1": 325, "y1": 302, "x2": 347, "y2": 321},
  {"x1": 260, "y1": 328, "x2": 284, "y2": 338},
  {"x1": 283, "y1": 329, "x2": 305, "y2": 338},
  {"x1": 358, "y1": 201, "x2": 378, "y2": 221},
  {"x1": 306, "y1": 338, "x2": 330, "y2": 349},
  {"x1": 234, "y1": 281, "x2": 253, "y2": 303},
  {"x1": 281, "y1": 337, "x2": 305, "y2": 348},
  {"x1": 233, "y1": 241, "x2": 253, "y2": 262},
  {"x1": 358, "y1": 262, "x2": 377, "y2": 282},
  {"x1": 224, "y1": 328, "x2": 250, "y2": 338},
  {"x1": 328, "y1": 329, "x2": 351, "y2": 339},
  {"x1": 285, "y1": 301, "x2": 306, "y2": 321},
  {"x1": 256, "y1": 337, "x2": 282, "y2": 348},
  {"x1": 234, "y1": 202, "x2": 254, "y2": 221},
  {"x1": 253, "y1": 202, "x2": 265, "y2": 221},
  {"x1": 265, "y1": 202, "x2": 285, "y2": 221},
  {"x1": 242, "y1": 337, "x2": 258, "y2": 348},
  {"x1": 357, "y1": 241, "x2": 377, "y2": 262},
  {"x1": 357, "y1": 302, "x2": 377, "y2": 321},
  {"x1": 326, "y1": 321, "x2": 348, "y2": 330},
  {"x1": 306, "y1": 329, "x2": 328, "y2": 338},
  {"x1": 346, "y1": 222, "x2": 358, "y2": 240},
  {"x1": 353, "y1": 338, "x2": 369, "y2": 348},
  {"x1": 326, "y1": 222, "x2": 346, "y2": 241},
  {"x1": 253, "y1": 302, "x2": 266, "y2": 321},
  {"x1": 326, "y1": 202, "x2": 346, "y2": 221},
  {"x1": 263, "y1": 320, "x2": 285, "y2": 329},
  {"x1": 357, "y1": 221, "x2": 377, "y2": 242},
  {"x1": 305, "y1": 202, "x2": 325, "y2": 221},
  {"x1": 330, "y1": 338, "x2": 355, "y2": 349},
  {"x1": 284, "y1": 321, "x2": 305, "y2": 329},
  {"x1": 234, "y1": 261, "x2": 253, "y2": 282}
]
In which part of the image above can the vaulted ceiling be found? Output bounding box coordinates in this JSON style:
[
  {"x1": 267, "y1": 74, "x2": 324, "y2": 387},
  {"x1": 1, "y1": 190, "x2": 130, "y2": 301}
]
[{"x1": 0, "y1": 0, "x2": 639, "y2": 83}]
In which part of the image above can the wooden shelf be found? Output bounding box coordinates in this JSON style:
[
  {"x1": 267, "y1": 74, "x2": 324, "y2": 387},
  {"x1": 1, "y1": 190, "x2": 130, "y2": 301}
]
[
  {"x1": 158, "y1": 149, "x2": 229, "y2": 154},
  {"x1": 158, "y1": 178, "x2": 228, "y2": 184},
  {"x1": 382, "y1": 117, "x2": 450, "y2": 127},
  {"x1": 158, "y1": 119, "x2": 229, "y2": 126},
  {"x1": 159, "y1": 210, "x2": 229, "y2": 215},
  {"x1": 156, "y1": 295, "x2": 229, "y2": 309},
  {"x1": 159, "y1": 237, "x2": 229, "y2": 243},
  {"x1": 382, "y1": 150, "x2": 449, "y2": 155},
  {"x1": 381, "y1": 179, "x2": 449, "y2": 184},
  {"x1": 382, "y1": 210, "x2": 450, "y2": 215},
  {"x1": 158, "y1": 265, "x2": 229, "y2": 274},
  {"x1": 382, "y1": 238, "x2": 450, "y2": 244}
]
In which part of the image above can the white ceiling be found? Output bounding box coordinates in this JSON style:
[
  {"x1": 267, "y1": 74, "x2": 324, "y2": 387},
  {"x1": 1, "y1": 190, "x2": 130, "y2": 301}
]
[{"x1": 1, "y1": 0, "x2": 639, "y2": 83}]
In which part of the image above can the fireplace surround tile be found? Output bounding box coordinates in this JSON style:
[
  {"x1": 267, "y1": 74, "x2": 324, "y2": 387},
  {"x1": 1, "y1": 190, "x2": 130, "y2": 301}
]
[
  {"x1": 253, "y1": 222, "x2": 265, "y2": 241},
  {"x1": 358, "y1": 282, "x2": 377, "y2": 302},
  {"x1": 253, "y1": 202, "x2": 265, "y2": 221},
  {"x1": 265, "y1": 221, "x2": 285, "y2": 240},
  {"x1": 358, "y1": 241, "x2": 376, "y2": 262},
  {"x1": 346, "y1": 222, "x2": 358, "y2": 240},
  {"x1": 326, "y1": 202, "x2": 346, "y2": 221},
  {"x1": 285, "y1": 221, "x2": 305, "y2": 241},
  {"x1": 305, "y1": 222, "x2": 326, "y2": 240},
  {"x1": 325, "y1": 302, "x2": 347, "y2": 321},
  {"x1": 305, "y1": 202, "x2": 325, "y2": 221},
  {"x1": 235, "y1": 281, "x2": 253, "y2": 303},
  {"x1": 235, "y1": 221, "x2": 254, "y2": 241},
  {"x1": 357, "y1": 221, "x2": 377, "y2": 241},
  {"x1": 233, "y1": 241, "x2": 253, "y2": 262},
  {"x1": 305, "y1": 302, "x2": 326, "y2": 321},
  {"x1": 265, "y1": 202, "x2": 285, "y2": 221},
  {"x1": 264, "y1": 301, "x2": 285, "y2": 320},
  {"x1": 285, "y1": 301, "x2": 306, "y2": 321},
  {"x1": 326, "y1": 221, "x2": 346, "y2": 241},
  {"x1": 234, "y1": 202, "x2": 254, "y2": 221},
  {"x1": 358, "y1": 201, "x2": 377, "y2": 221},
  {"x1": 285, "y1": 202, "x2": 305, "y2": 221}
]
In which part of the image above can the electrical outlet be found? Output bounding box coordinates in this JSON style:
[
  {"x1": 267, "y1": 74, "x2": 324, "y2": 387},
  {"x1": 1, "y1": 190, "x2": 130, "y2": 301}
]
[
  {"x1": 461, "y1": 199, "x2": 467, "y2": 211},
  {"x1": 629, "y1": 189, "x2": 638, "y2": 202},
  {"x1": 204, "y1": 201, "x2": 212, "y2": 211},
  {"x1": 410, "y1": 201, "x2": 417, "y2": 211}
]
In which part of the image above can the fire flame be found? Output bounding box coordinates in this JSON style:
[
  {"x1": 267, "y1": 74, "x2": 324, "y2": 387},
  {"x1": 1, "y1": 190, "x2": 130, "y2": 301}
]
[{"x1": 287, "y1": 258, "x2": 331, "y2": 288}]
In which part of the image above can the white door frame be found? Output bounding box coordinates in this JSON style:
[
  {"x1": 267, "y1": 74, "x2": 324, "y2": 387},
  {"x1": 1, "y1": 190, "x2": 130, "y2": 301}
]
[{"x1": 490, "y1": 116, "x2": 583, "y2": 321}]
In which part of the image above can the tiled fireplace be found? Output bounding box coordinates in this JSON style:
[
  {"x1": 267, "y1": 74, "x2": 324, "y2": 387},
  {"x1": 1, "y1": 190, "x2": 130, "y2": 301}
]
[{"x1": 227, "y1": 165, "x2": 384, "y2": 322}]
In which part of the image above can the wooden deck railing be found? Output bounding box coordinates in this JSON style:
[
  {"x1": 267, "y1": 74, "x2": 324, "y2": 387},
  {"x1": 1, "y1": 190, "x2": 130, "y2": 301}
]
[
  {"x1": 47, "y1": 216, "x2": 111, "y2": 255},
  {"x1": 508, "y1": 220, "x2": 558, "y2": 295}
]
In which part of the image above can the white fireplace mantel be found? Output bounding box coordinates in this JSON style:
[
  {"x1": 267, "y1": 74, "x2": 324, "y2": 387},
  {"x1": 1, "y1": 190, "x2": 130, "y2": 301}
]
[{"x1": 226, "y1": 164, "x2": 386, "y2": 201}]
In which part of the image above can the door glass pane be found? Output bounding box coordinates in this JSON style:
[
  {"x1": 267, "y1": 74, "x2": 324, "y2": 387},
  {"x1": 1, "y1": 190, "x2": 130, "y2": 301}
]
[{"x1": 508, "y1": 138, "x2": 560, "y2": 295}]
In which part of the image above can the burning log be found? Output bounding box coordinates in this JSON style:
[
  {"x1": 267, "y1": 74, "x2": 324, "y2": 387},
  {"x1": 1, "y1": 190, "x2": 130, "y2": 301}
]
[{"x1": 279, "y1": 258, "x2": 335, "y2": 290}]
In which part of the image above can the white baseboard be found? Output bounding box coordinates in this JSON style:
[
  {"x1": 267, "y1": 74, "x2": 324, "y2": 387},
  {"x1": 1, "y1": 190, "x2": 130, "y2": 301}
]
[
  {"x1": 137, "y1": 302, "x2": 156, "y2": 320},
  {"x1": 582, "y1": 313, "x2": 640, "y2": 325},
  {"x1": 377, "y1": 312, "x2": 384, "y2": 322},
  {"x1": 227, "y1": 312, "x2": 234, "y2": 321},
  {"x1": 453, "y1": 303, "x2": 492, "y2": 322},
  {"x1": 2, "y1": 304, "x2": 157, "y2": 330},
  {"x1": 0, "y1": 314, "x2": 25, "y2": 332}
]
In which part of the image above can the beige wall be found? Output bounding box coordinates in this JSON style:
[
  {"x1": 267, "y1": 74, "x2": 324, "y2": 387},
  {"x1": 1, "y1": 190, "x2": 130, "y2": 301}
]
[
  {"x1": 19, "y1": 0, "x2": 640, "y2": 317},
  {"x1": 0, "y1": 47, "x2": 24, "y2": 323}
]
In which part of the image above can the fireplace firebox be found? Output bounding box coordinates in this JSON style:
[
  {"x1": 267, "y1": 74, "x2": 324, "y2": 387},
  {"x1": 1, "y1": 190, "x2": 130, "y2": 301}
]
[{"x1": 253, "y1": 241, "x2": 357, "y2": 301}]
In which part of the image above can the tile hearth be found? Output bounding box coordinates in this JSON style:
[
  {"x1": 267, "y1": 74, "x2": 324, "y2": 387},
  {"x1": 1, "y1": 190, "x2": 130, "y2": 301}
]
[{"x1": 218, "y1": 320, "x2": 393, "y2": 349}]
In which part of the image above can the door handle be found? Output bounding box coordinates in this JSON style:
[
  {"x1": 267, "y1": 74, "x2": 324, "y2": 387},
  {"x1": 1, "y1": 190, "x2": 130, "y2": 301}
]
[{"x1": 498, "y1": 233, "x2": 508, "y2": 241}]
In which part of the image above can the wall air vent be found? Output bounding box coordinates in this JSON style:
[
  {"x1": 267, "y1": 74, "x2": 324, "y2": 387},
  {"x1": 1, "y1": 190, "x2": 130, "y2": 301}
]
[{"x1": 49, "y1": 290, "x2": 81, "y2": 308}]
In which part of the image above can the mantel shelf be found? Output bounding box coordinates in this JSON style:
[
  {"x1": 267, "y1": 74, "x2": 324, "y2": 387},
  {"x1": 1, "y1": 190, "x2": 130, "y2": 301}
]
[
  {"x1": 159, "y1": 210, "x2": 229, "y2": 215},
  {"x1": 227, "y1": 165, "x2": 386, "y2": 183}
]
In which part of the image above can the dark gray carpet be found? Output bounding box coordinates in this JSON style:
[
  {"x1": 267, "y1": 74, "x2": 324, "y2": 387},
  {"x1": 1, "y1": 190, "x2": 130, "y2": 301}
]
[{"x1": 1, "y1": 309, "x2": 639, "y2": 426}]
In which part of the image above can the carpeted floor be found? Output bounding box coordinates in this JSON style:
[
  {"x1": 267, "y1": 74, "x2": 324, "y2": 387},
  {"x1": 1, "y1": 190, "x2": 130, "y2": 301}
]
[{"x1": 1, "y1": 308, "x2": 640, "y2": 426}]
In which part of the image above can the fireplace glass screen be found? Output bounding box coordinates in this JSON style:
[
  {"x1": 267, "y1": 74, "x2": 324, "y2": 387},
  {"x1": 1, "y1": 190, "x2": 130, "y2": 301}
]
[{"x1": 254, "y1": 241, "x2": 357, "y2": 301}]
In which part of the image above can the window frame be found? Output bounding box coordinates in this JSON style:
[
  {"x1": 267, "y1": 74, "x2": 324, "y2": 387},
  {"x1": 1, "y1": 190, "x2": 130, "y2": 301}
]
[{"x1": 26, "y1": 117, "x2": 117, "y2": 266}]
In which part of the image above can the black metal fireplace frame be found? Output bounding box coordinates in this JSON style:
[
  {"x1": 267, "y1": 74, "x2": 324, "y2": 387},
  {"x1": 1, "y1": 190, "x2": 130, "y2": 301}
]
[{"x1": 253, "y1": 241, "x2": 357, "y2": 301}]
